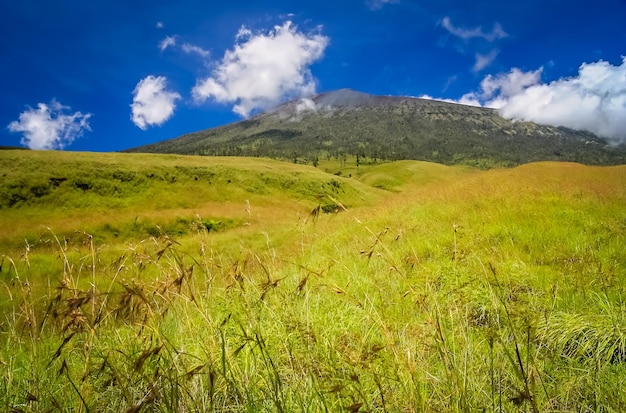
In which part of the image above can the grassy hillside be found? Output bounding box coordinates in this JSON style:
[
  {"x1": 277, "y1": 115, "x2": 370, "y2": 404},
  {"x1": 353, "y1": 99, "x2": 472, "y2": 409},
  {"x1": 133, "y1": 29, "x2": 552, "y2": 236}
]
[
  {"x1": 0, "y1": 150, "x2": 378, "y2": 252},
  {"x1": 2, "y1": 150, "x2": 626, "y2": 412}
]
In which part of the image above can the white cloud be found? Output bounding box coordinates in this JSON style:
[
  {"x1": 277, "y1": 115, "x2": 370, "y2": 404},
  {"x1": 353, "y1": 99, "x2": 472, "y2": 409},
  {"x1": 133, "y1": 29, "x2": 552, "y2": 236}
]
[
  {"x1": 473, "y1": 50, "x2": 499, "y2": 72},
  {"x1": 7, "y1": 100, "x2": 91, "y2": 150},
  {"x1": 366, "y1": 0, "x2": 399, "y2": 11},
  {"x1": 440, "y1": 17, "x2": 507, "y2": 73},
  {"x1": 456, "y1": 94, "x2": 483, "y2": 107},
  {"x1": 479, "y1": 67, "x2": 543, "y2": 102},
  {"x1": 192, "y1": 21, "x2": 329, "y2": 117},
  {"x1": 441, "y1": 17, "x2": 508, "y2": 42},
  {"x1": 449, "y1": 67, "x2": 543, "y2": 109},
  {"x1": 181, "y1": 43, "x2": 210, "y2": 58},
  {"x1": 236, "y1": 26, "x2": 253, "y2": 41},
  {"x1": 159, "y1": 36, "x2": 209, "y2": 58},
  {"x1": 437, "y1": 58, "x2": 626, "y2": 143},
  {"x1": 295, "y1": 97, "x2": 317, "y2": 113},
  {"x1": 159, "y1": 36, "x2": 176, "y2": 51},
  {"x1": 419, "y1": 94, "x2": 482, "y2": 108},
  {"x1": 497, "y1": 58, "x2": 626, "y2": 142},
  {"x1": 131, "y1": 75, "x2": 181, "y2": 130},
  {"x1": 156, "y1": 22, "x2": 164, "y2": 29},
  {"x1": 276, "y1": 97, "x2": 319, "y2": 122}
]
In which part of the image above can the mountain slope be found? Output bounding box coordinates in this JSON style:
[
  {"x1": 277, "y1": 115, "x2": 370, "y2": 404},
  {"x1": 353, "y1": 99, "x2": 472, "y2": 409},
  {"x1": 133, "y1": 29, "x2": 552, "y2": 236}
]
[{"x1": 126, "y1": 89, "x2": 626, "y2": 167}]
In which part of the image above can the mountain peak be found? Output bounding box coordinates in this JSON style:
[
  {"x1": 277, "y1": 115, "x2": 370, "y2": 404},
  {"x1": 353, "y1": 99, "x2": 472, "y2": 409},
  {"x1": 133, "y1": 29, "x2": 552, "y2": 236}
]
[
  {"x1": 311, "y1": 89, "x2": 403, "y2": 108},
  {"x1": 126, "y1": 87, "x2": 625, "y2": 167}
]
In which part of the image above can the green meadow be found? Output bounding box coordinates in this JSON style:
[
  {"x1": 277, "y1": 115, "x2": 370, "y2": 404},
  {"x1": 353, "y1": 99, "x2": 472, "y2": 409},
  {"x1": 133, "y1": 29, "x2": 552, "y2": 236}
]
[{"x1": 1, "y1": 149, "x2": 626, "y2": 412}]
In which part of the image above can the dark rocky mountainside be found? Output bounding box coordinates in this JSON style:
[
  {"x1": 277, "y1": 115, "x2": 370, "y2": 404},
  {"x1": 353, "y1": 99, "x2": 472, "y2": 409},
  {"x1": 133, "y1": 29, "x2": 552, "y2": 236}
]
[{"x1": 126, "y1": 89, "x2": 626, "y2": 167}]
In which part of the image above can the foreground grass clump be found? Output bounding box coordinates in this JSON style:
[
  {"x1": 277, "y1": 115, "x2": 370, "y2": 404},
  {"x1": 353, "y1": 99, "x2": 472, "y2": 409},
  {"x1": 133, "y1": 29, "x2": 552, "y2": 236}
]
[{"x1": 1, "y1": 153, "x2": 626, "y2": 411}]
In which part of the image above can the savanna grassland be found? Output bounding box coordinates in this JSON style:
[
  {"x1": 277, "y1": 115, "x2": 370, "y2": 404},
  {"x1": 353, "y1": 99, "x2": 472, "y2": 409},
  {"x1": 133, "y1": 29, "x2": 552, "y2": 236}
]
[{"x1": 1, "y1": 149, "x2": 626, "y2": 412}]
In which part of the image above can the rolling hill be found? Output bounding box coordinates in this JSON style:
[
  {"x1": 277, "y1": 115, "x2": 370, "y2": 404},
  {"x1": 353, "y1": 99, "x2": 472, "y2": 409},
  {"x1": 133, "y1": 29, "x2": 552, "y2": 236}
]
[
  {"x1": 0, "y1": 149, "x2": 382, "y2": 252},
  {"x1": 126, "y1": 89, "x2": 626, "y2": 167},
  {"x1": 2, "y1": 149, "x2": 626, "y2": 411}
]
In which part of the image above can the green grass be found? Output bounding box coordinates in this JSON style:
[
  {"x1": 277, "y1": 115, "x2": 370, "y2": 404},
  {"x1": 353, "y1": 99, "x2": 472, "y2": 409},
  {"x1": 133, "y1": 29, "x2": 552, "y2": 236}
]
[
  {"x1": 0, "y1": 150, "x2": 380, "y2": 253},
  {"x1": 1, "y1": 150, "x2": 626, "y2": 411}
]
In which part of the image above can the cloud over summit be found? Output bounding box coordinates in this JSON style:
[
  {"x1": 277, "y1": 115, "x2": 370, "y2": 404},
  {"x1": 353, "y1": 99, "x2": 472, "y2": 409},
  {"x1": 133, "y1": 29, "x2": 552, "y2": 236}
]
[{"x1": 192, "y1": 21, "x2": 329, "y2": 117}]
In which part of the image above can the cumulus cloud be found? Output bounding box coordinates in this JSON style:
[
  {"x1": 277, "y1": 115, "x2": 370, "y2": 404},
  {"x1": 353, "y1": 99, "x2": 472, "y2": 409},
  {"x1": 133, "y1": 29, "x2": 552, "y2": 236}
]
[
  {"x1": 441, "y1": 17, "x2": 508, "y2": 42},
  {"x1": 131, "y1": 75, "x2": 181, "y2": 130},
  {"x1": 497, "y1": 58, "x2": 626, "y2": 142},
  {"x1": 159, "y1": 36, "x2": 176, "y2": 51},
  {"x1": 192, "y1": 21, "x2": 329, "y2": 117},
  {"x1": 435, "y1": 57, "x2": 626, "y2": 143},
  {"x1": 448, "y1": 67, "x2": 543, "y2": 109},
  {"x1": 7, "y1": 100, "x2": 91, "y2": 150},
  {"x1": 479, "y1": 67, "x2": 543, "y2": 103}
]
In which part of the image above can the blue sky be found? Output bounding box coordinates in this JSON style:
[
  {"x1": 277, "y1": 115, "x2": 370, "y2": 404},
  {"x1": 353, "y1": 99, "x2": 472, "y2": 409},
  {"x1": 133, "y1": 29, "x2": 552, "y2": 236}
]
[{"x1": 2, "y1": 0, "x2": 625, "y2": 151}]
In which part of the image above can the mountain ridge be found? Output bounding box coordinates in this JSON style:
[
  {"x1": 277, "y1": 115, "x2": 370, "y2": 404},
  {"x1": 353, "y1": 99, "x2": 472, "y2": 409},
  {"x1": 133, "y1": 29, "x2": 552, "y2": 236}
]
[{"x1": 126, "y1": 89, "x2": 626, "y2": 168}]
